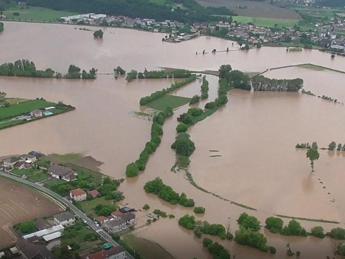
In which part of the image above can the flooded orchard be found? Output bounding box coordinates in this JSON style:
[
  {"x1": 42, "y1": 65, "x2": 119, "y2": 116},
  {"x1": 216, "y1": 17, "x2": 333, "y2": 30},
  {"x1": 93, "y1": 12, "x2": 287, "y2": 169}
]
[{"x1": 1, "y1": 21, "x2": 345, "y2": 258}]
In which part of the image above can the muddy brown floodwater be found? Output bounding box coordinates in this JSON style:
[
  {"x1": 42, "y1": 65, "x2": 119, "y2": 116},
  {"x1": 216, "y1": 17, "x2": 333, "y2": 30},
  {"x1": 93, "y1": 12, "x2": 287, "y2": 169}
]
[{"x1": 1, "y1": 21, "x2": 345, "y2": 258}]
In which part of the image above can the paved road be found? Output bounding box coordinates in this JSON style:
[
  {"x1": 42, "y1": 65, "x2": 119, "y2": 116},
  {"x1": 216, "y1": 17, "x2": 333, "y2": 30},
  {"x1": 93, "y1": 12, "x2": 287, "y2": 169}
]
[{"x1": 0, "y1": 171, "x2": 133, "y2": 258}]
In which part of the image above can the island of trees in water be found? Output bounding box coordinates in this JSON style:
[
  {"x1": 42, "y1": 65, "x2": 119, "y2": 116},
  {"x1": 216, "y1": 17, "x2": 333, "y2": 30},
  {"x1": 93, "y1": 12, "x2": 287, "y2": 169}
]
[
  {"x1": 126, "y1": 69, "x2": 192, "y2": 82},
  {"x1": 0, "y1": 60, "x2": 97, "y2": 80},
  {"x1": 251, "y1": 75, "x2": 304, "y2": 92}
]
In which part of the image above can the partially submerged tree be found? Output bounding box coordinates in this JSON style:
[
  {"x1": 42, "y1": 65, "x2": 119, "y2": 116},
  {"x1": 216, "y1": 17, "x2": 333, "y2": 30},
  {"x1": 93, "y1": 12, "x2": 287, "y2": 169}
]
[{"x1": 306, "y1": 146, "x2": 319, "y2": 172}]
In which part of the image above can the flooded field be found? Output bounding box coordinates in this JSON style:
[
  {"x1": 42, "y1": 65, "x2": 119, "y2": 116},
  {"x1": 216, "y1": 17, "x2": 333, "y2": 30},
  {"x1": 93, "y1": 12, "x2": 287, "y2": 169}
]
[
  {"x1": 1, "y1": 21, "x2": 345, "y2": 258},
  {"x1": 0, "y1": 178, "x2": 62, "y2": 249}
]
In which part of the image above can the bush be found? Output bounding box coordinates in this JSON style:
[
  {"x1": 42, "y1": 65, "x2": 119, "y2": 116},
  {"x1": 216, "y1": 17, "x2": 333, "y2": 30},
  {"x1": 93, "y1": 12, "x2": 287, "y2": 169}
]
[
  {"x1": 200, "y1": 221, "x2": 227, "y2": 239},
  {"x1": 126, "y1": 163, "x2": 139, "y2": 177},
  {"x1": 337, "y1": 242, "x2": 345, "y2": 256},
  {"x1": 194, "y1": 207, "x2": 205, "y2": 214},
  {"x1": 235, "y1": 227, "x2": 268, "y2": 252},
  {"x1": 310, "y1": 226, "x2": 325, "y2": 238},
  {"x1": 171, "y1": 133, "x2": 195, "y2": 157},
  {"x1": 205, "y1": 101, "x2": 216, "y2": 110},
  {"x1": 203, "y1": 238, "x2": 213, "y2": 248},
  {"x1": 189, "y1": 95, "x2": 200, "y2": 105},
  {"x1": 153, "y1": 209, "x2": 167, "y2": 218},
  {"x1": 265, "y1": 217, "x2": 283, "y2": 233},
  {"x1": 176, "y1": 123, "x2": 188, "y2": 133},
  {"x1": 95, "y1": 204, "x2": 116, "y2": 216},
  {"x1": 178, "y1": 215, "x2": 196, "y2": 230},
  {"x1": 281, "y1": 220, "x2": 307, "y2": 236},
  {"x1": 188, "y1": 107, "x2": 203, "y2": 117},
  {"x1": 17, "y1": 221, "x2": 37, "y2": 234},
  {"x1": 205, "y1": 240, "x2": 231, "y2": 259},
  {"x1": 200, "y1": 76, "x2": 209, "y2": 99},
  {"x1": 238, "y1": 213, "x2": 261, "y2": 231},
  {"x1": 329, "y1": 227, "x2": 345, "y2": 240},
  {"x1": 143, "y1": 204, "x2": 150, "y2": 210}
]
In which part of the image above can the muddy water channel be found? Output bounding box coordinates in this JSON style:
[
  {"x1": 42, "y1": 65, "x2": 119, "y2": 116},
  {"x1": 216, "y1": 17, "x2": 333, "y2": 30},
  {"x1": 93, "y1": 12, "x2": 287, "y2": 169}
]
[{"x1": 1, "y1": 21, "x2": 345, "y2": 258}]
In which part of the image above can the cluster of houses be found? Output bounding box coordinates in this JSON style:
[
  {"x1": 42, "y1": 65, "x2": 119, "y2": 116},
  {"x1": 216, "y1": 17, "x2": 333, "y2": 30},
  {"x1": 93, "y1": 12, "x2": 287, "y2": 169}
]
[
  {"x1": 60, "y1": 13, "x2": 199, "y2": 42},
  {"x1": 1, "y1": 151, "x2": 43, "y2": 172},
  {"x1": 58, "y1": 12, "x2": 345, "y2": 52},
  {"x1": 1, "y1": 211, "x2": 128, "y2": 259},
  {"x1": 97, "y1": 207, "x2": 136, "y2": 234},
  {"x1": 14, "y1": 106, "x2": 56, "y2": 123},
  {"x1": 0, "y1": 152, "x2": 137, "y2": 258}
]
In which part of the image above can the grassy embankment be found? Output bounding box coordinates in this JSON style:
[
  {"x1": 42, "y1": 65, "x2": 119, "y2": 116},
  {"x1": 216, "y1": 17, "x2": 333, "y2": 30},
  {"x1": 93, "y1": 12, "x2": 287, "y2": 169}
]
[
  {"x1": 122, "y1": 234, "x2": 174, "y2": 259},
  {"x1": 3, "y1": 6, "x2": 77, "y2": 23},
  {"x1": 0, "y1": 99, "x2": 74, "y2": 130},
  {"x1": 145, "y1": 95, "x2": 191, "y2": 111}
]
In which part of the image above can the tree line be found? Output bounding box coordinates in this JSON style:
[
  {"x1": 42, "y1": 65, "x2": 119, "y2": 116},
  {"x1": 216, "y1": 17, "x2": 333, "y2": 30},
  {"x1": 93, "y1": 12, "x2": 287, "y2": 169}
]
[
  {"x1": 144, "y1": 177, "x2": 195, "y2": 207},
  {"x1": 0, "y1": 60, "x2": 97, "y2": 79},
  {"x1": 126, "y1": 107, "x2": 173, "y2": 177},
  {"x1": 26, "y1": 0, "x2": 233, "y2": 23},
  {"x1": 252, "y1": 75, "x2": 303, "y2": 92},
  {"x1": 178, "y1": 214, "x2": 231, "y2": 240},
  {"x1": 126, "y1": 69, "x2": 192, "y2": 82},
  {"x1": 139, "y1": 75, "x2": 197, "y2": 105}
]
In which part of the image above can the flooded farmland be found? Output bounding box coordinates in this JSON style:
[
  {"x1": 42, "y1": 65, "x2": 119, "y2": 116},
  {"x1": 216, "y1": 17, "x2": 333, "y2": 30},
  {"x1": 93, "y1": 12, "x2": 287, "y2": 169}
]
[{"x1": 1, "y1": 21, "x2": 345, "y2": 258}]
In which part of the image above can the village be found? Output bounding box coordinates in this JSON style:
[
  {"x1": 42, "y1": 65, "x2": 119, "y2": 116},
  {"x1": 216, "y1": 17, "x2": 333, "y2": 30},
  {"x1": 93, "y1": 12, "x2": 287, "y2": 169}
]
[
  {"x1": 0, "y1": 152, "x2": 161, "y2": 259},
  {"x1": 56, "y1": 11, "x2": 345, "y2": 53}
]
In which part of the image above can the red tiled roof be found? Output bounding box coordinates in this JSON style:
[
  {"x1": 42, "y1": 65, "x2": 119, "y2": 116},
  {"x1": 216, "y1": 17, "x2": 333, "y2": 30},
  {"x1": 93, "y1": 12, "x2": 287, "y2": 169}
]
[
  {"x1": 70, "y1": 188, "x2": 86, "y2": 197},
  {"x1": 88, "y1": 190, "x2": 100, "y2": 198}
]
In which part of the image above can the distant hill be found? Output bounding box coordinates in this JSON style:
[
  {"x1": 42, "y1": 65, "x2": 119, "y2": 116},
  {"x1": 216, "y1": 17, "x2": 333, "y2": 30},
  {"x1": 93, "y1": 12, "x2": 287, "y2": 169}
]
[
  {"x1": 24, "y1": 0, "x2": 234, "y2": 22},
  {"x1": 196, "y1": 0, "x2": 300, "y2": 19}
]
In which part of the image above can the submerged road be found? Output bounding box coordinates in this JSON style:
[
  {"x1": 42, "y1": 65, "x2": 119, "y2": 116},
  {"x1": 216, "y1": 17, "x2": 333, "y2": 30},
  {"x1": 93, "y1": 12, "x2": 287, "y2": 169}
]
[{"x1": 0, "y1": 171, "x2": 133, "y2": 258}]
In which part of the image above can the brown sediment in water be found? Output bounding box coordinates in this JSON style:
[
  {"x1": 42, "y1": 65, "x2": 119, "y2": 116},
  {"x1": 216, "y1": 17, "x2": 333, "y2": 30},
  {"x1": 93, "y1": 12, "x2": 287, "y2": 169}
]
[
  {"x1": 1, "y1": 21, "x2": 345, "y2": 258},
  {"x1": 0, "y1": 177, "x2": 62, "y2": 249}
]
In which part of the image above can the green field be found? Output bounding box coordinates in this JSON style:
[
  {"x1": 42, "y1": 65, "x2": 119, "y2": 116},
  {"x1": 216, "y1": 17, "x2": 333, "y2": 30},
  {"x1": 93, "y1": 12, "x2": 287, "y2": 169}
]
[
  {"x1": 12, "y1": 168, "x2": 49, "y2": 183},
  {"x1": 146, "y1": 95, "x2": 191, "y2": 110},
  {"x1": 233, "y1": 16, "x2": 298, "y2": 28},
  {"x1": 3, "y1": 6, "x2": 77, "y2": 23},
  {"x1": 78, "y1": 197, "x2": 118, "y2": 218},
  {"x1": 55, "y1": 221, "x2": 104, "y2": 256},
  {"x1": 122, "y1": 234, "x2": 174, "y2": 259},
  {"x1": 0, "y1": 99, "x2": 54, "y2": 121},
  {"x1": 0, "y1": 98, "x2": 74, "y2": 130}
]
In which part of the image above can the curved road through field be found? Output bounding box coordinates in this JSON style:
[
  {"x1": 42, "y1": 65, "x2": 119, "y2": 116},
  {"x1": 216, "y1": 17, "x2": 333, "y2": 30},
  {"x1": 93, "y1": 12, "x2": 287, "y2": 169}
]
[{"x1": 0, "y1": 171, "x2": 133, "y2": 258}]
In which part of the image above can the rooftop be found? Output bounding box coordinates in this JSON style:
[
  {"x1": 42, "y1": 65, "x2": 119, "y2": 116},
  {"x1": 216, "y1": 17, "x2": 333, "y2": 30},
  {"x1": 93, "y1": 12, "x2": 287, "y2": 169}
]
[
  {"x1": 54, "y1": 211, "x2": 75, "y2": 222},
  {"x1": 49, "y1": 164, "x2": 76, "y2": 177},
  {"x1": 70, "y1": 188, "x2": 86, "y2": 197}
]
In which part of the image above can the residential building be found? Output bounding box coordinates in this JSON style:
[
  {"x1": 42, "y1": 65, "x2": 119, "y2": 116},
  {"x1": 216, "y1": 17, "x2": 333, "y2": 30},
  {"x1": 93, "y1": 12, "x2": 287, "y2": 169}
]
[
  {"x1": 88, "y1": 189, "x2": 101, "y2": 199},
  {"x1": 48, "y1": 164, "x2": 77, "y2": 182},
  {"x1": 103, "y1": 212, "x2": 135, "y2": 233},
  {"x1": 70, "y1": 188, "x2": 87, "y2": 202},
  {"x1": 54, "y1": 211, "x2": 76, "y2": 226},
  {"x1": 16, "y1": 237, "x2": 54, "y2": 259},
  {"x1": 2, "y1": 157, "x2": 21, "y2": 171},
  {"x1": 30, "y1": 110, "x2": 43, "y2": 118}
]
